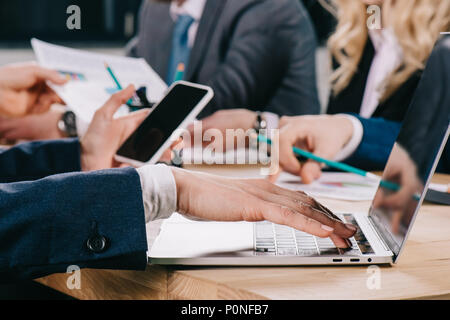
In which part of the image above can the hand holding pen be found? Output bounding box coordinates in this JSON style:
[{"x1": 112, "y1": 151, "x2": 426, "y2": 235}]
[
  {"x1": 105, "y1": 62, "x2": 154, "y2": 111},
  {"x1": 263, "y1": 115, "x2": 421, "y2": 200}
]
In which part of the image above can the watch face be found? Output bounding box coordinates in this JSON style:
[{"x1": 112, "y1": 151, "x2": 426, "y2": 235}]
[{"x1": 63, "y1": 111, "x2": 78, "y2": 137}]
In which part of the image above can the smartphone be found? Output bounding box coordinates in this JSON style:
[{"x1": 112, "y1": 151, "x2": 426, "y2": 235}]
[{"x1": 115, "y1": 81, "x2": 213, "y2": 167}]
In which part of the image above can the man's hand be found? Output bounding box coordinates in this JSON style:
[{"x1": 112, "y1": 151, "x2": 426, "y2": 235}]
[
  {"x1": 0, "y1": 63, "x2": 67, "y2": 118},
  {"x1": 80, "y1": 85, "x2": 150, "y2": 171},
  {"x1": 277, "y1": 115, "x2": 354, "y2": 184},
  {"x1": 0, "y1": 109, "x2": 65, "y2": 141},
  {"x1": 172, "y1": 167, "x2": 357, "y2": 248}
]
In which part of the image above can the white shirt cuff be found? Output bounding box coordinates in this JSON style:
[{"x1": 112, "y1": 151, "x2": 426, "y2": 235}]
[
  {"x1": 262, "y1": 112, "x2": 279, "y2": 131},
  {"x1": 75, "y1": 116, "x2": 89, "y2": 138},
  {"x1": 333, "y1": 114, "x2": 364, "y2": 162},
  {"x1": 66, "y1": 108, "x2": 89, "y2": 138},
  {"x1": 136, "y1": 164, "x2": 178, "y2": 223}
]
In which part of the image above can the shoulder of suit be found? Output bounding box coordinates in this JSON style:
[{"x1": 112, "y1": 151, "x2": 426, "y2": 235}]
[
  {"x1": 428, "y1": 34, "x2": 450, "y2": 66},
  {"x1": 436, "y1": 34, "x2": 450, "y2": 51}
]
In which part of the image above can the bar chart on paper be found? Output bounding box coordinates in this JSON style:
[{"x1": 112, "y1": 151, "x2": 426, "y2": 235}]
[
  {"x1": 58, "y1": 71, "x2": 87, "y2": 82},
  {"x1": 276, "y1": 172, "x2": 379, "y2": 201}
]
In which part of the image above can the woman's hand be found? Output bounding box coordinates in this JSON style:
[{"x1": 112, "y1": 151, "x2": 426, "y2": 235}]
[
  {"x1": 0, "y1": 63, "x2": 67, "y2": 118},
  {"x1": 172, "y1": 167, "x2": 358, "y2": 249},
  {"x1": 80, "y1": 85, "x2": 150, "y2": 171},
  {"x1": 277, "y1": 115, "x2": 354, "y2": 183}
]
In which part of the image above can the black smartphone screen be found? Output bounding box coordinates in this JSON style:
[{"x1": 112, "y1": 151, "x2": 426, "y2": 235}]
[{"x1": 117, "y1": 84, "x2": 210, "y2": 163}]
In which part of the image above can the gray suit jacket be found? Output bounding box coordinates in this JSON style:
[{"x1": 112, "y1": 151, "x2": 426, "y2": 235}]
[{"x1": 127, "y1": 0, "x2": 320, "y2": 118}]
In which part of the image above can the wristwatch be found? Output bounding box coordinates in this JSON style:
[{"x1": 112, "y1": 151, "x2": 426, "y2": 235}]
[
  {"x1": 251, "y1": 112, "x2": 267, "y2": 150},
  {"x1": 253, "y1": 111, "x2": 267, "y2": 133},
  {"x1": 58, "y1": 111, "x2": 78, "y2": 138}
]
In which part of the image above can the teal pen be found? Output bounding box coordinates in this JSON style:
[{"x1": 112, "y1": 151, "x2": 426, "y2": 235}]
[
  {"x1": 257, "y1": 135, "x2": 421, "y2": 201},
  {"x1": 104, "y1": 62, "x2": 134, "y2": 106},
  {"x1": 105, "y1": 63, "x2": 122, "y2": 90}
]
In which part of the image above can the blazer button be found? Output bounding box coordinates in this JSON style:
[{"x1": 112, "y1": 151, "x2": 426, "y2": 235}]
[{"x1": 86, "y1": 235, "x2": 108, "y2": 253}]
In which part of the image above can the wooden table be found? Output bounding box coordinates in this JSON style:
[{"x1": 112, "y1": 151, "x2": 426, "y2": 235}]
[{"x1": 36, "y1": 167, "x2": 450, "y2": 300}]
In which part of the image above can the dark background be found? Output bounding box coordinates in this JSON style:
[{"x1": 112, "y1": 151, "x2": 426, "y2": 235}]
[
  {"x1": 0, "y1": 0, "x2": 336, "y2": 47},
  {"x1": 0, "y1": 0, "x2": 143, "y2": 46}
]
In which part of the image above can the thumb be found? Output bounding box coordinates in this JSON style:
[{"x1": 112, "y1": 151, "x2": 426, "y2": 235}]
[
  {"x1": 100, "y1": 85, "x2": 136, "y2": 119},
  {"x1": 299, "y1": 135, "x2": 336, "y2": 184},
  {"x1": 300, "y1": 161, "x2": 322, "y2": 184},
  {"x1": 117, "y1": 108, "x2": 150, "y2": 142},
  {"x1": 34, "y1": 66, "x2": 67, "y2": 85},
  {"x1": 278, "y1": 127, "x2": 307, "y2": 176}
]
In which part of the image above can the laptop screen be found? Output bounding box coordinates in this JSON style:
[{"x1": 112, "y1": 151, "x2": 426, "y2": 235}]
[{"x1": 368, "y1": 35, "x2": 450, "y2": 261}]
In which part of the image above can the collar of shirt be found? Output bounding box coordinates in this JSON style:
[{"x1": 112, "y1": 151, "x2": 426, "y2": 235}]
[
  {"x1": 359, "y1": 28, "x2": 404, "y2": 118},
  {"x1": 169, "y1": 0, "x2": 207, "y2": 48},
  {"x1": 369, "y1": 28, "x2": 402, "y2": 55},
  {"x1": 170, "y1": 0, "x2": 206, "y2": 22}
]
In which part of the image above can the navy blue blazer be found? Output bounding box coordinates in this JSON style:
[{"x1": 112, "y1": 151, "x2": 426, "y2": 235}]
[
  {"x1": 344, "y1": 115, "x2": 401, "y2": 171},
  {"x1": 0, "y1": 139, "x2": 147, "y2": 282}
]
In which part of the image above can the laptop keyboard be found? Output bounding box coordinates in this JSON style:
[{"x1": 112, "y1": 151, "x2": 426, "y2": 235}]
[{"x1": 254, "y1": 214, "x2": 374, "y2": 256}]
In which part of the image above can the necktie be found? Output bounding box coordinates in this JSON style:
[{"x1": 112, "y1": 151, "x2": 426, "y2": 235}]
[{"x1": 166, "y1": 14, "x2": 195, "y2": 85}]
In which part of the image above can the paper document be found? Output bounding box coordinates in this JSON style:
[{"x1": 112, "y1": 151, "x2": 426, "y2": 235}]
[
  {"x1": 276, "y1": 172, "x2": 379, "y2": 201},
  {"x1": 429, "y1": 183, "x2": 450, "y2": 193},
  {"x1": 32, "y1": 39, "x2": 168, "y2": 123}
]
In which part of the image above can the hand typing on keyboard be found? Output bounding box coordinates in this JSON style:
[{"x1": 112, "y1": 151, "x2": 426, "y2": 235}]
[{"x1": 173, "y1": 169, "x2": 358, "y2": 249}]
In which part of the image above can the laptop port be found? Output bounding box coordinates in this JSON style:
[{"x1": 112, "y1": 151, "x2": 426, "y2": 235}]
[
  {"x1": 350, "y1": 258, "x2": 360, "y2": 262},
  {"x1": 333, "y1": 259, "x2": 343, "y2": 262}
]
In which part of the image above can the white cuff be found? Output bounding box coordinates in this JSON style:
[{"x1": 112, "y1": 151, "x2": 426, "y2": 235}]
[
  {"x1": 333, "y1": 114, "x2": 364, "y2": 162},
  {"x1": 262, "y1": 112, "x2": 280, "y2": 131},
  {"x1": 136, "y1": 164, "x2": 178, "y2": 223},
  {"x1": 67, "y1": 108, "x2": 89, "y2": 138}
]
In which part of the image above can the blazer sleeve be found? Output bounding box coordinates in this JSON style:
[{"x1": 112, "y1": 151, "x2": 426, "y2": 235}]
[
  {"x1": 0, "y1": 139, "x2": 81, "y2": 183},
  {"x1": 0, "y1": 167, "x2": 148, "y2": 282},
  {"x1": 201, "y1": 0, "x2": 320, "y2": 117},
  {"x1": 344, "y1": 115, "x2": 402, "y2": 171}
]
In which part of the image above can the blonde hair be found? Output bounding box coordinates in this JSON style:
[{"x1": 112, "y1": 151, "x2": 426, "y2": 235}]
[{"x1": 327, "y1": 0, "x2": 450, "y2": 100}]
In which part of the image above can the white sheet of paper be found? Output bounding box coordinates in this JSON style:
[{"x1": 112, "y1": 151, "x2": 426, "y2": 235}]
[
  {"x1": 276, "y1": 171, "x2": 379, "y2": 201},
  {"x1": 150, "y1": 213, "x2": 253, "y2": 258},
  {"x1": 428, "y1": 183, "x2": 450, "y2": 193},
  {"x1": 32, "y1": 39, "x2": 168, "y2": 123}
]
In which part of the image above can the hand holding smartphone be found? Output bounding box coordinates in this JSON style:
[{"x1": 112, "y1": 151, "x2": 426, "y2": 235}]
[{"x1": 115, "y1": 81, "x2": 213, "y2": 167}]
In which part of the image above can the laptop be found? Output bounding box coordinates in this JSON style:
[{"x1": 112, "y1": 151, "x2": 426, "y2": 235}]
[{"x1": 148, "y1": 39, "x2": 450, "y2": 266}]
